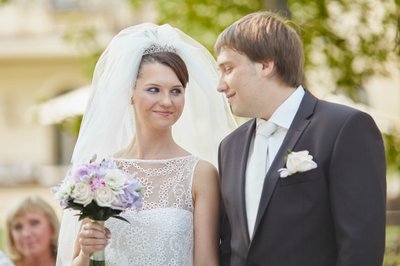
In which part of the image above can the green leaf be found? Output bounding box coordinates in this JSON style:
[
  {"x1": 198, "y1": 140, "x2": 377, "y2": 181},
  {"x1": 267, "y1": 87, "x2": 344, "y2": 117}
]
[{"x1": 111, "y1": 215, "x2": 131, "y2": 224}]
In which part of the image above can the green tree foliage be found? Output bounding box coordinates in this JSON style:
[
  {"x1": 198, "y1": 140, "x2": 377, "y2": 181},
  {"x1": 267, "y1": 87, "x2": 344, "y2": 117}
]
[
  {"x1": 59, "y1": 116, "x2": 82, "y2": 138},
  {"x1": 384, "y1": 132, "x2": 400, "y2": 173},
  {"x1": 288, "y1": 0, "x2": 399, "y2": 101},
  {"x1": 285, "y1": 1, "x2": 400, "y2": 173},
  {"x1": 128, "y1": 0, "x2": 262, "y2": 52}
]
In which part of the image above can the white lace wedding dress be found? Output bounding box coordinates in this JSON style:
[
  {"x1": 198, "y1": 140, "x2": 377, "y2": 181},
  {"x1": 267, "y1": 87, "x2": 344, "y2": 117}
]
[{"x1": 104, "y1": 155, "x2": 199, "y2": 266}]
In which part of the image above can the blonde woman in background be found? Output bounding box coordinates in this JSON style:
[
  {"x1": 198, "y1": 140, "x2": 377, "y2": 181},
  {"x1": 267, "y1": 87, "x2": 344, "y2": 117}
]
[{"x1": 5, "y1": 196, "x2": 59, "y2": 266}]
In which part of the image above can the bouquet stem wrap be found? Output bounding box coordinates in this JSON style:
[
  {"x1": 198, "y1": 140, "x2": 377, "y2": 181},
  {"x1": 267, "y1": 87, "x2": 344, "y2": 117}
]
[{"x1": 90, "y1": 220, "x2": 105, "y2": 266}]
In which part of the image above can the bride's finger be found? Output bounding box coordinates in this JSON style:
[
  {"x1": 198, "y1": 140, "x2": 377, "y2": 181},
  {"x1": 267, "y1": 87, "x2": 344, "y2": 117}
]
[
  {"x1": 80, "y1": 237, "x2": 108, "y2": 246},
  {"x1": 82, "y1": 229, "x2": 106, "y2": 239},
  {"x1": 80, "y1": 242, "x2": 108, "y2": 257},
  {"x1": 80, "y1": 225, "x2": 107, "y2": 239},
  {"x1": 85, "y1": 222, "x2": 111, "y2": 238}
]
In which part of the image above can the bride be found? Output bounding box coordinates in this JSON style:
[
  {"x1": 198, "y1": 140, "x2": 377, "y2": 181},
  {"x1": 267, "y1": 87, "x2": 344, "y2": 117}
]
[{"x1": 56, "y1": 24, "x2": 236, "y2": 266}]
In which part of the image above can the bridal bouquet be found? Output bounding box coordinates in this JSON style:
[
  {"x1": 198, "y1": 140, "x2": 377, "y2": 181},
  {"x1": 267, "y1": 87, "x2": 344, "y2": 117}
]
[{"x1": 53, "y1": 156, "x2": 144, "y2": 266}]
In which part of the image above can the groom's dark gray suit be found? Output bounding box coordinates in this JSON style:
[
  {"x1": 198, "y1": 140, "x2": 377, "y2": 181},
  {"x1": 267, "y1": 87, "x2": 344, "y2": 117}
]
[{"x1": 218, "y1": 91, "x2": 386, "y2": 266}]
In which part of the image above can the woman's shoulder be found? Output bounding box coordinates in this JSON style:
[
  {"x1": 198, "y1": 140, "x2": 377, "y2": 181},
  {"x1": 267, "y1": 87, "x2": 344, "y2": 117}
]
[
  {"x1": 194, "y1": 159, "x2": 217, "y2": 173},
  {"x1": 192, "y1": 159, "x2": 218, "y2": 185},
  {"x1": 192, "y1": 159, "x2": 219, "y2": 201}
]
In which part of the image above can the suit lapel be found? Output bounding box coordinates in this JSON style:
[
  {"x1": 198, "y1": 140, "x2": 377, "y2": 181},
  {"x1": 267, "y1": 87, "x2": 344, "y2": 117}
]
[
  {"x1": 251, "y1": 92, "x2": 318, "y2": 240},
  {"x1": 234, "y1": 119, "x2": 257, "y2": 246}
]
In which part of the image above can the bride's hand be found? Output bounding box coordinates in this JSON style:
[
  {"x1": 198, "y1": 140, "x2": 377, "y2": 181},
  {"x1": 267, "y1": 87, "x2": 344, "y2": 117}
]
[{"x1": 78, "y1": 220, "x2": 111, "y2": 258}]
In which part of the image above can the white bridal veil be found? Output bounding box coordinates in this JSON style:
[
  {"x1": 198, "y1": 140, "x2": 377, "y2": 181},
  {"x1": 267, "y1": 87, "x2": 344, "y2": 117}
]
[{"x1": 56, "y1": 23, "x2": 236, "y2": 265}]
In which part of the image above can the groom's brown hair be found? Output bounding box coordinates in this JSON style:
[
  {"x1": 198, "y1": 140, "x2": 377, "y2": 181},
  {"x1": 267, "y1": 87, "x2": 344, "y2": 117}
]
[{"x1": 215, "y1": 11, "x2": 304, "y2": 87}]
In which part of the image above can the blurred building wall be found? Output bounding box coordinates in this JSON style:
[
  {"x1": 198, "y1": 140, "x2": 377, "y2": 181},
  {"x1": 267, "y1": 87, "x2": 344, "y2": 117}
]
[{"x1": 0, "y1": 0, "x2": 152, "y2": 184}]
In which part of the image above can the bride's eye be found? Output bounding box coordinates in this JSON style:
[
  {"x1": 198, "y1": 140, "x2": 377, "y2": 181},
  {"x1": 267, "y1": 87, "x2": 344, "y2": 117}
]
[
  {"x1": 170, "y1": 88, "x2": 183, "y2": 96},
  {"x1": 146, "y1": 87, "x2": 159, "y2": 93}
]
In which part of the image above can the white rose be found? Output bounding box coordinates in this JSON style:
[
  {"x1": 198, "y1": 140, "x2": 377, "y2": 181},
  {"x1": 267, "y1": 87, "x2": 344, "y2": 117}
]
[
  {"x1": 104, "y1": 169, "x2": 125, "y2": 192},
  {"x1": 55, "y1": 179, "x2": 74, "y2": 201},
  {"x1": 287, "y1": 151, "x2": 317, "y2": 172},
  {"x1": 279, "y1": 150, "x2": 317, "y2": 178},
  {"x1": 72, "y1": 183, "x2": 93, "y2": 206},
  {"x1": 95, "y1": 186, "x2": 116, "y2": 207}
]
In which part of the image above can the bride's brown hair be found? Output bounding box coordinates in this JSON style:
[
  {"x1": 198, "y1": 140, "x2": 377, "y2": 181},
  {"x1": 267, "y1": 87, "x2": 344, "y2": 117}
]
[{"x1": 138, "y1": 52, "x2": 189, "y2": 88}]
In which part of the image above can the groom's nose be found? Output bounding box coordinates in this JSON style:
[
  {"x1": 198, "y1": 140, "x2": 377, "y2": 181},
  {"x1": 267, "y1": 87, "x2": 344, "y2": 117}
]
[{"x1": 217, "y1": 77, "x2": 228, "y2": 93}]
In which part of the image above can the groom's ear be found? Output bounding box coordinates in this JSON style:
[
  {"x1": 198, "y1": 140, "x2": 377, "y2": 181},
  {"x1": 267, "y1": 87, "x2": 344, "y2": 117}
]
[{"x1": 260, "y1": 60, "x2": 275, "y2": 77}]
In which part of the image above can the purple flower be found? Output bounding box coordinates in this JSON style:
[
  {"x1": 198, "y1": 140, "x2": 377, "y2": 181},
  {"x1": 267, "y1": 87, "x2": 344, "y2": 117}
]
[
  {"x1": 74, "y1": 164, "x2": 92, "y2": 182},
  {"x1": 91, "y1": 163, "x2": 106, "y2": 178},
  {"x1": 112, "y1": 181, "x2": 143, "y2": 210},
  {"x1": 112, "y1": 191, "x2": 134, "y2": 210},
  {"x1": 125, "y1": 181, "x2": 144, "y2": 208}
]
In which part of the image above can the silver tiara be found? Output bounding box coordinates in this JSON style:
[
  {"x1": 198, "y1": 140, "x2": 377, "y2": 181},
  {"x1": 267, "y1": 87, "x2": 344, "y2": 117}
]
[{"x1": 143, "y1": 44, "x2": 176, "y2": 55}]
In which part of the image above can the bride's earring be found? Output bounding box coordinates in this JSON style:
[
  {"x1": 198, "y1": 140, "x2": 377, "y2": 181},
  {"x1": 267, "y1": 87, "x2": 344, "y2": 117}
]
[{"x1": 131, "y1": 98, "x2": 134, "y2": 105}]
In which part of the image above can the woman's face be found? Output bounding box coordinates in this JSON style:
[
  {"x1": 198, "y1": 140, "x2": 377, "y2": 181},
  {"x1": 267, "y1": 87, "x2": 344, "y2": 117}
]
[
  {"x1": 132, "y1": 62, "x2": 185, "y2": 131},
  {"x1": 10, "y1": 211, "x2": 54, "y2": 258}
]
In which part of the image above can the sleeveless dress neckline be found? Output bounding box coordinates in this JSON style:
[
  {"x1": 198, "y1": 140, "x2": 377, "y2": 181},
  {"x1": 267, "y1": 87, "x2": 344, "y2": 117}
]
[
  {"x1": 112, "y1": 154, "x2": 194, "y2": 163},
  {"x1": 104, "y1": 156, "x2": 199, "y2": 266}
]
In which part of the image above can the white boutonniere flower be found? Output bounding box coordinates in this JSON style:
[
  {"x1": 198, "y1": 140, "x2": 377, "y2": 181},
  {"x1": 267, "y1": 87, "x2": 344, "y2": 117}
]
[{"x1": 278, "y1": 150, "x2": 317, "y2": 178}]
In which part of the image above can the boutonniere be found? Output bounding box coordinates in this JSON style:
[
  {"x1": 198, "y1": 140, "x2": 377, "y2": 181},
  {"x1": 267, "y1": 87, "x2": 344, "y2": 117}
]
[{"x1": 278, "y1": 150, "x2": 317, "y2": 178}]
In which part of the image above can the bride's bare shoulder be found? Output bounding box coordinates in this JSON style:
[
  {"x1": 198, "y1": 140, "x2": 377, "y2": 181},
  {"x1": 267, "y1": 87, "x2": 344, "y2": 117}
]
[
  {"x1": 193, "y1": 160, "x2": 218, "y2": 183},
  {"x1": 192, "y1": 159, "x2": 219, "y2": 202}
]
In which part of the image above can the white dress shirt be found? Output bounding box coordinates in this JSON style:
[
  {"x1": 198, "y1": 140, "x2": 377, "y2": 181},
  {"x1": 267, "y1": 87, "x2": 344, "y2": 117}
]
[{"x1": 245, "y1": 86, "x2": 305, "y2": 238}]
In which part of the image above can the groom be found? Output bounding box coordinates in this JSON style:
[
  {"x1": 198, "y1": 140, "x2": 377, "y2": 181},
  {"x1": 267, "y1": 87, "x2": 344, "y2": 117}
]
[{"x1": 215, "y1": 11, "x2": 386, "y2": 266}]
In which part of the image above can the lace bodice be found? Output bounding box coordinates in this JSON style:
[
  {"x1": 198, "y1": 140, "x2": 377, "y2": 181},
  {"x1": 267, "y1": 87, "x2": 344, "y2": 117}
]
[{"x1": 105, "y1": 155, "x2": 199, "y2": 266}]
